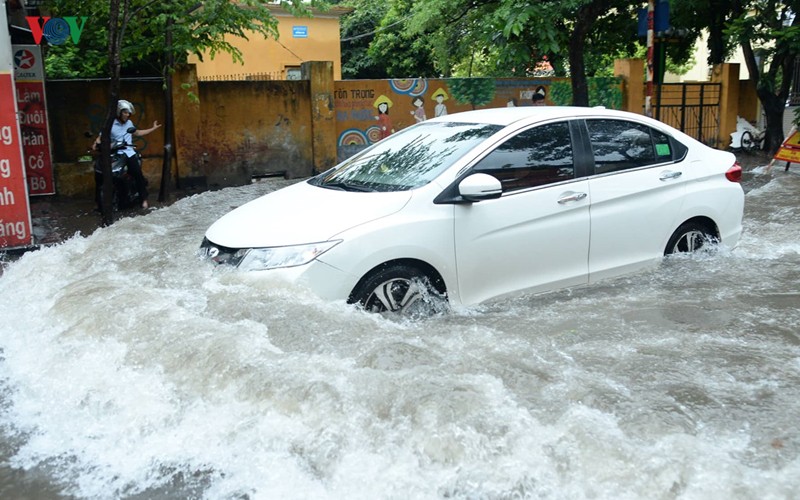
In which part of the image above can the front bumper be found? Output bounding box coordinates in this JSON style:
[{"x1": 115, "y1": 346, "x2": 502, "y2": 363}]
[{"x1": 198, "y1": 238, "x2": 358, "y2": 302}]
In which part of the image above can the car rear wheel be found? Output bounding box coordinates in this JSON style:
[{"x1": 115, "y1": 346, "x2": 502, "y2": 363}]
[
  {"x1": 665, "y1": 221, "x2": 718, "y2": 255},
  {"x1": 351, "y1": 263, "x2": 447, "y2": 315}
]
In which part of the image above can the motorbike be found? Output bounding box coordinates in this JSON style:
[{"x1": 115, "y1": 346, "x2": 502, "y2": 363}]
[{"x1": 92, "y1": 127, "x2": 146, "y2": 210}]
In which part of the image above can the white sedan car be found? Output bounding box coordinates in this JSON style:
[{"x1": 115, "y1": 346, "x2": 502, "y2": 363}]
[{"x1": 200, "y1": 106, "x2": 744, "y2": 314}]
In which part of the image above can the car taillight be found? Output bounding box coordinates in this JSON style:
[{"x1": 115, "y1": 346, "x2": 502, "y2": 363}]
[{"x1": 725, "y1": 162, "x2": 743, "y2": 182}]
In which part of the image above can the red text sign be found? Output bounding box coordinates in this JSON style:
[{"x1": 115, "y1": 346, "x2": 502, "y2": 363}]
[
  {"x1": 0, "y1": 73, "x2": 33, "y2": 248},
  {"x1": 13, "y1": 45, "x2": 54, "y2": 196},
  {"x1": 15, "y1": 81, "x2": 54, "y2": 195}
]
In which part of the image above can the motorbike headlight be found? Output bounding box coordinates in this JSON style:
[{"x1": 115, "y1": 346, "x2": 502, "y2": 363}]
[{"x1": 235, "y1": 240, "x2": 341, "y2": 271}]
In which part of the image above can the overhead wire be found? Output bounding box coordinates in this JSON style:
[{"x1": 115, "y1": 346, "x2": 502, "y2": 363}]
[{"x1": 340, "y1": 13, "x2": 413, "y2": 42}]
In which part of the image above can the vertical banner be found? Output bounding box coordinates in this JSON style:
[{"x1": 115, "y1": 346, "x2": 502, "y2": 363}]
[
  {"x1": 1, "y1": 0, "x2": 33, "y2": 249},
  {"x1": 0, "y1": 72, "x2": 33, "y2": 248},
  {"x1": 13, "y1": 44, "x2": 55, "y2": 195}
]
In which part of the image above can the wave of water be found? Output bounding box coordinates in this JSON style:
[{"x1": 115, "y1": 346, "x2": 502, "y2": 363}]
[{"x1": 0, "y1": 172, "x2": 798, "y2": 499}]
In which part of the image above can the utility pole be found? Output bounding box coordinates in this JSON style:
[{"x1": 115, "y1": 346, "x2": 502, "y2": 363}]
[
  {"x1": 645, "y1": 0, "x2": 655, "y2": 118},
  {"x1": 0, "y1": 0, "x2": 34, "y2": 249},
  {"x1": 159, "y1": 3, "x2": 202, "y2": 203},
  {"x1": 158, "y1": 15, "x2": 174, "y2": 203}
]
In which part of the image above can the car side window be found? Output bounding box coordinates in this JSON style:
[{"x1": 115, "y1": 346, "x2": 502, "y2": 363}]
[
  {"x1": 472, "y1": 122, "x2": 574, "y2": 192},
  {"x1": 587, "y1": 119, "x2": 669, "y2": 174},
  {"x1": 651, "y1": 128, "x2": 677, "y2": 162}
]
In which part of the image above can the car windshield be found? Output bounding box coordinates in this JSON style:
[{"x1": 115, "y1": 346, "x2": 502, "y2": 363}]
[{"x1": 312, "y1": 122, "x2": 502, "y2": 192}]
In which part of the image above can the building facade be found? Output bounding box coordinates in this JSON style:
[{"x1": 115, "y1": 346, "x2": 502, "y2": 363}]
[{"x1": 188, "y1": 5, "x2": 351, "y2": 81}]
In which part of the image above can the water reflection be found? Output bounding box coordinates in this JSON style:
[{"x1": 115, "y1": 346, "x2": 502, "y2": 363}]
[{"x1": 318, "y1": 122, "x2": 500, "y2": 191}]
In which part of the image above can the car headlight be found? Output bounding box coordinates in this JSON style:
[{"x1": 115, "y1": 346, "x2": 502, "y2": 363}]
[{"x1": 235, "y1": 240, "x2": 341, "y2": 271}]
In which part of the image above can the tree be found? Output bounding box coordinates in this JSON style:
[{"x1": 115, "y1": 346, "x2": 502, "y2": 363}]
[
  {"x1": 363, "y1": 0, "x2": 438, "y2": 77},
  {"x1": 671, "y1": 0, "x2": 739, "y2": 66},
  {"x1": 45, "y1": 0, "x2": 314, "y2": 79},
  {"x1": 45, "y1": 0, "x2": 313, "y2": 223},
  {"x1": 339, "y1": 0, "x2": 393, "y2": 78},
  {"x1": 726, "y1": 0, "x2": 800, "y2": 154},
  {"x1": 567, "y1": 0, "x2": 613, "y2": 106},
  {"x1": 402, "y1": 0, "x2": 555, "y2": 78},
  {"x1": 405, "y1": 0, "x2": 525, "y2": 78},
  {"x1": 353, "y1": 0, "x2": 647, "y2": 105},
  {"x1": 500, "y1": 0, "x2": 648, "y2": 105},
  {"x1": 96, "y1": 0, "x2": 129, "y2": 226},
  {"x1": 339, "y1": 0, "x2": 552, "y2": 79},
  {"x1": 448, "y1": 78, "x2": 496, "y2": 108}
]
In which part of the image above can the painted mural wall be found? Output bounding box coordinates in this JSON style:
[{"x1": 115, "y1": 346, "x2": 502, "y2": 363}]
[
  {"x1": 333, "y1": 77, "x2": 623, "y2": 161},
  {"x1": 42, "y1": 64, "x2": 754, "y2": 196}
]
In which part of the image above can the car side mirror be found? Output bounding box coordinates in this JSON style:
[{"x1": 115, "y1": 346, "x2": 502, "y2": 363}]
[{"x1": 458, "y1": 173, "x2": 502, "y2": 202}]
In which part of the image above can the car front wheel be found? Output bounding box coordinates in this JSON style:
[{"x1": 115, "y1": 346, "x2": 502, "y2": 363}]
[
  {"x1": 351, "y1": 263, "x2": 447, "y2": 315},
  {"x1": 665, "y1": 221, "x2": 718, "y2": 255}
]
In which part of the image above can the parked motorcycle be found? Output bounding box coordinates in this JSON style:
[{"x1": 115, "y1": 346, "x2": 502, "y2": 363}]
[{"x1": 91, "y1": 127, "x2": 146, "y2": 210}]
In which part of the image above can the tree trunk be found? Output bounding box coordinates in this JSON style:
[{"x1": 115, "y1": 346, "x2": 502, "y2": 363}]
[
  {"x1": 736, "y1": 5, "x2": 798, "y2": 156},
  {"x1": 706, "y1": 0, "x2": 727, "y2": 65},
  {"x1": 568, "y1": 34, "x2": 589, "y2": 106},
  {"x1": 746, "y1": 50, "x2": 793, "y2": 155},
  {"x1": 759, "y1": 88, "x2": 788, "y2": 155},
  {"x1": 569, "y1": 0, "x2": 608, "y2": 106},
  {"x1": 100, "y1": 0, "x2": 127, "y2": 226}
]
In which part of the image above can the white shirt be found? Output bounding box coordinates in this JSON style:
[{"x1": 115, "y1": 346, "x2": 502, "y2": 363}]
[{"x1": 110, "y1": 118, "x2": 137, "y2": 157}]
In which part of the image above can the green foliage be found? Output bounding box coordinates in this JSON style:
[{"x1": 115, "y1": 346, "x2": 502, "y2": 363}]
[
  {"x1": 450, "y1": 49, "x2": 508, "y2": 78},
  {"x1": 335, "y1": 0, "x2": 679, "y2": 96},
  {"x1": 44, "y1": 43, "x2": 107, "y2": 78},
  {"x1": 363, "y1": 0, "x2": 438, "y2": 77},
  {"x1": 339, "y1": 0, "x2": 392, "y2": 78},
  {"x1": 334, "y1": 0, "x2": 718, "y2": 100},
  {"x1": 665, "y1": 52, "x2": 697, "y2": 77},
  {"x1": 42, "y1": 0, "x2": 113, "y2": 77},
  {"x1": 547, "y1": 77, "x2": 623, "y2": 109},
  {"x1": 723, "y1": 0, "x2": 800, "y2": 153},
  {"x1": 725, "y1": 0, "x2": 800, "y2": 91},
  {"x1": 41, "y1": 0, "x2": 315, "y2": 79},
  {"x1": 180, "y1": 83, "x2": 199, "y2": 104},
  {"x1": 591, "y1": 43, "x2": 696, "y2": 79},
  {"x1": 588, "y1": 77, "x2": 623, "y2": 109},
  {"x1": 549, "y1": 81, "x2": 573, "y2": 106},
  {"x1": 403, "y1": 0, "x2": 515, "y2": 77},
  {"x1": 448, "y1": 78, "x2": 496, "y2": 109},
  {"x1": 581, "y1": 2, "x2": 641, "y2": 77}
]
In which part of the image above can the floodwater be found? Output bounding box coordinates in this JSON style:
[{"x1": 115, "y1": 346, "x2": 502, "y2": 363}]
[{"x1": 0, "y1": 166, "x2": 798, "y2": 500}]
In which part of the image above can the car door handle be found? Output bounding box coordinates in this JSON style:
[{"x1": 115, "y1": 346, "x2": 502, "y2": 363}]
[
  {"x1": 557, "y1": 192, "x2": 588, "y2": 204},
  {"x1": 659, "y1": 171, "x2": 682, "y2": 180}
]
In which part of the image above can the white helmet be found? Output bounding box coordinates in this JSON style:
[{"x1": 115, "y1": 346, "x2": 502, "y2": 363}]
[{"x1": 117, "y1": 99, "x2": 135, "y2": 115}]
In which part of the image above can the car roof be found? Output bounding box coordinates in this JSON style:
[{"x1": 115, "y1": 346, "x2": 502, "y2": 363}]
[{"x1": 427, "y1": 106, "x2": 644, "y2": 127}]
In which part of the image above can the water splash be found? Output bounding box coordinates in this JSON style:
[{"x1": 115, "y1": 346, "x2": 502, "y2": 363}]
[{"x1": 0, "y1": 175, "x2": 799, "y2": 498}]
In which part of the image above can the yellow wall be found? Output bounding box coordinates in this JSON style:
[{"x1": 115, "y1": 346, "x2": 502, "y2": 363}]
[
  {"x1": 46, "y1": 63, "x2": 761, "y2": 196},
  {"x1": 188, "y1": 7, "x2": 349, "y2": 81}
]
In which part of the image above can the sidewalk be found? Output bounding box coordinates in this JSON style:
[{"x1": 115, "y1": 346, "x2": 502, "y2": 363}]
[
  {"x1": 26, "y1": 188, "x2": 194, "y2": 247},
  {"x1": 28, "y1": 194, "x2": 107, "y2": 246}
]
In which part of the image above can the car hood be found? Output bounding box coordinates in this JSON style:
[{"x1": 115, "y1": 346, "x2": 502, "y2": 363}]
[{"x1": 205, "y1": 180, "x2": 413, "y2": 248}]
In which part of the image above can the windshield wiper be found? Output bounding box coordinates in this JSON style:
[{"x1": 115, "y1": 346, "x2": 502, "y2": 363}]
[{"x1": 321, "y1": 181, "x2": 375, "y2": 192}]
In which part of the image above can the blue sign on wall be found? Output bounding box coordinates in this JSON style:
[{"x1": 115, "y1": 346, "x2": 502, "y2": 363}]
[{"x1": 293, "y1": 26, "x2": 308, "y2": 38}]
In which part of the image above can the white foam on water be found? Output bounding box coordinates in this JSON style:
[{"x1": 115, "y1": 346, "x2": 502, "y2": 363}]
[{"x1": 0, "y1": 177, "x2": 798, "y2": 498}]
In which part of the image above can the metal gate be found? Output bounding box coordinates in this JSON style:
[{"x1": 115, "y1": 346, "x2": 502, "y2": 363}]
[{"x1": 650, "y1": 83, "x2": 722, "y2": 147}]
